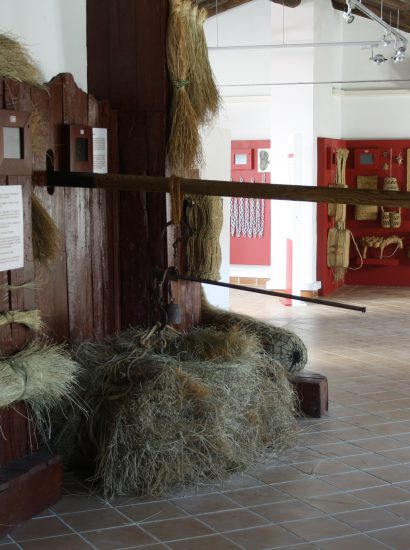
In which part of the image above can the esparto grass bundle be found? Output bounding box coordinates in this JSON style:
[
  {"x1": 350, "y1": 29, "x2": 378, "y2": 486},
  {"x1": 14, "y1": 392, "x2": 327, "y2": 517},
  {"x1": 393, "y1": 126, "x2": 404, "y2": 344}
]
[
  {"x1": 0, "y1": 309, "x2": 44, "y2": 332},
  {"x1": 201, "y1": 293, "x2": 308, "y2": 374},
  {"x1": 31, "y1": 193, "x2": 61, "y2": 265},
  {"x1": 186, "y1": 5, "x2": 221, "y2": 125},
  {"x1": 56, "y1": 325, "x2": 297, "y2": 497},
  {"x1": 186, "y1": 195, "x2": 223, "y2": 280},
  {"x1": 166, "y1": 0, "x2": 202, "y2": 175},
  {"x1": 0, "y1": 33, "x2": 43, "y2": 85}
]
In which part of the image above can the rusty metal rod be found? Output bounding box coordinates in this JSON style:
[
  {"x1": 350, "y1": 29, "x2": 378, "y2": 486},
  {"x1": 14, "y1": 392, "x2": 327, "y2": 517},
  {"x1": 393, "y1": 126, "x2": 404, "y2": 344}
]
[
  {"x1": 38, "y1": 171, "x2": 410, "y2": 208},
  {"x1": 167, "y1": 269, "x2": 366, "y2": 313}
]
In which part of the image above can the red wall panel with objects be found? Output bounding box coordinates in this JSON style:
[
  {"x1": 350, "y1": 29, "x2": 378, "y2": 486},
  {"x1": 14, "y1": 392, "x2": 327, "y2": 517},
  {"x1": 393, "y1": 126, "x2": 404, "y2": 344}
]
[{"x1": 317, "y1": 137, "x2": 410, "y2": 296}]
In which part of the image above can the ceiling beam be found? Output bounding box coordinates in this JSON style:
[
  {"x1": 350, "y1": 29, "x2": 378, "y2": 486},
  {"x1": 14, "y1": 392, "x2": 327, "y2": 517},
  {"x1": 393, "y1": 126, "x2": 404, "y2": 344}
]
[{"x1": 199, "y1": 0, "x2": 301, "y2": 18}]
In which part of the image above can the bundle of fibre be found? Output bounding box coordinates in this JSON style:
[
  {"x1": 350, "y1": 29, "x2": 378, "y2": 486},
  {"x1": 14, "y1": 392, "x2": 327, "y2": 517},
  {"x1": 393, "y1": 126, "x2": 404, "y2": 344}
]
[
  {"x1": 0, "y1": 341, "x2": 82, "y2": 439},
  {"x1": 0, "y1": 33, "x2": 43, "y2": 85},
  {"x1": 201, "y1": 295, "x2": 308, "y2": 374},
  {"x1": 60, "y1": 325, "x2": 297, "y2": 497}
]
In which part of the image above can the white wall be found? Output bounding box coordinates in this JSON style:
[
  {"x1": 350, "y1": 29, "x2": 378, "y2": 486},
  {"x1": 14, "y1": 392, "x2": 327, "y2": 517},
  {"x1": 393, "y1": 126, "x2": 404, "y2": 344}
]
[
  {"x1": 339, "y1": 6, "x2": 410, "y2": 138},
  {"x1": 0, "y1": 0, "x2": 87, "y2": 91},
  {"x1": 200, "y1": 126, "x2": 231, "y2": 309}
]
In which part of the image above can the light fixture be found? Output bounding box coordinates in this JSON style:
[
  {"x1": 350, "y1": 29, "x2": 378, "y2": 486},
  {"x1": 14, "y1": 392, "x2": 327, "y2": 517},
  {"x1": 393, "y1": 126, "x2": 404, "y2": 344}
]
[
  {"x1": 343, "y1": 4, "x2": 355, "y2": 24},
  {"x1": 343, "y1": 0, "x2": 407, "y2": 63},
  {"x1": 392, "y1": 45, "x2": 406, "y2": 63},
  {"x1": 371, "y1": 52, "x2": 388, "y2": 64}
]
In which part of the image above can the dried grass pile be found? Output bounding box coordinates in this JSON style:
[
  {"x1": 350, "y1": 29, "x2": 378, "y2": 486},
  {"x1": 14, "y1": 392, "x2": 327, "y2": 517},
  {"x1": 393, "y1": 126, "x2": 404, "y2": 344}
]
[
  {"x1": 31, "y1": 193, "x2": 61, "y2": 265},
  {"x1": 0, "y1": 341, "x2": 82, "y2": 439},
  {"x1": 55, "y1": 325, "x2": 297, "y2": 497},
  {"x1": 0, "y1": 33, "x2": 43, "y2": 85},
  {"x1": 201, "y1": 294, "x2": 308, "y2": 374}
]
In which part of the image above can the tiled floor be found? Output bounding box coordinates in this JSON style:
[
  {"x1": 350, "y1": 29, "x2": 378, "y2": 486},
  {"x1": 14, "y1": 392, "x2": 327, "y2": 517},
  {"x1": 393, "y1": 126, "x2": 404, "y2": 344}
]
[{"x1": 3, "y1": 285, "x2": 410, "y2": 549}]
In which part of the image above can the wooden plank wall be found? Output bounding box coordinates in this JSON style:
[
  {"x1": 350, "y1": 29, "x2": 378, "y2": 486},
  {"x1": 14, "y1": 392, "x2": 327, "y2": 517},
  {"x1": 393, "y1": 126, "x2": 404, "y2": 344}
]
[
  {"x1": 87, "y1": 0, "x2": 201, "y2": 330},
  {"x1": 0, "y1": 73, "x2": 119, "y2": 468}
]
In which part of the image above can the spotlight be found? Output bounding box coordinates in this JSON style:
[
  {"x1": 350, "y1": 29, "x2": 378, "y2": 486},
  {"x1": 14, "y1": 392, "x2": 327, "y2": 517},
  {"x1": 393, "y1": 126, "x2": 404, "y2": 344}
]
[
  {"x1": 392, "y1": 46, "x2": 406, "y2": 63},
  {"x1": 382, "y1": 33, "x2": 393, "y2": 47},
  {"x1": 371, "y1": 53, "x2": 388, "y2": 64},
  {"x1": 343, "y1": 10, "x2": 355, "y2": 24}
]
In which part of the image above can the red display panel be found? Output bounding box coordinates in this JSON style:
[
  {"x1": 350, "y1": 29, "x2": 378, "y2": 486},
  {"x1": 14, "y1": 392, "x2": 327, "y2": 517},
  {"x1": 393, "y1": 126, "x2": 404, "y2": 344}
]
[
  {"x1": 317, "y1": 137, "x2": 410, "y2": 295},
  {"x1": 230, "y1": 140, "x2": 271, "y2": 266}
]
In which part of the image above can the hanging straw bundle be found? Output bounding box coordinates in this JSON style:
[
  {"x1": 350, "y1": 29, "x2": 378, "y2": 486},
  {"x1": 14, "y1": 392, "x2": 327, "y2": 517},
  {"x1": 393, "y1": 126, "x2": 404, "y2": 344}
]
[
  {"x1": 31, "y1": 193, "x2": 61, "y2": 265},
  {"x1": 0, "y1": 309, "x2": 45, "y2": 332},
  {"x1": 186, "y1": 5, "x2": 221, "y2": 125},
  {"x1": 186, "y1": 195, "x2": 223, "y2": 280},
  {"x1": 201, "y1": 293, "x2": 308, "y2": 374},
  {"x1": 0, "y1": 33, "x2": 43, "y2": 86},
  {"x1": 166, "y1": 0, "x2": 202, "y2": 175},
  {"x1": 53, "y1": 325, "x2": 297, "y2": 496}
]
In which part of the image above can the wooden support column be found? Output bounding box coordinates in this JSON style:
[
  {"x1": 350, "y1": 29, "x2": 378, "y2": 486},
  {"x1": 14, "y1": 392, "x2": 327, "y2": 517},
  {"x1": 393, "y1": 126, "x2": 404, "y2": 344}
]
[{"x1": 87, "y1": 0, "x2": 183, "y2": 329}]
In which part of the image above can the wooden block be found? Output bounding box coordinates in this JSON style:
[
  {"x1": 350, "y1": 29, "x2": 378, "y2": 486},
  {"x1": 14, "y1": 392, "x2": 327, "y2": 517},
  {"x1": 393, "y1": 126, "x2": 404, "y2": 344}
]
[
  {"x1": 291, "y1": 371, "x2": 328, "y2": 418},
  {"x1": 0, "y1": 453, "x2": 63, "y2": 538}
]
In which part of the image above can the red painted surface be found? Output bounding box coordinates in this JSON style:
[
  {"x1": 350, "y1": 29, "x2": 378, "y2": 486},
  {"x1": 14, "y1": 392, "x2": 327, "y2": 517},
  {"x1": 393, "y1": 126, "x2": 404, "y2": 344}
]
[
  {"x1": 230, "y1": 139, "x2": 271, "y2": 266},
  {"x1": 280, "y1": 238, "x2": 293, "y2": 306},
  {"x1": 317, "y1": 137, "x2": 410, "y2": 295}
]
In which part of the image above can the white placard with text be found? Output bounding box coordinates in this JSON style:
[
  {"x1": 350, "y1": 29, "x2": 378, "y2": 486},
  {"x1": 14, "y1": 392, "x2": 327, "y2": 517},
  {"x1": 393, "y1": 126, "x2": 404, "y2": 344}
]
[
  {"x1": 0, "y1": 185, "x2": 24, "y2": 272},
  {"x1": 92, "y1": 127, "x2": 108, "y2": 174}
]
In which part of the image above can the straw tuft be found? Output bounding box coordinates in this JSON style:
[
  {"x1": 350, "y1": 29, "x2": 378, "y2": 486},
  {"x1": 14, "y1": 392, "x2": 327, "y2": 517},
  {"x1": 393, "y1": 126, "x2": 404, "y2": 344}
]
[
  {"x1": 54, "y1": 325, "x2": 298, "y2": 497},
  {"x1": 0, "y1": 309, "x2": 45, "y2": 332},
  {"x1": 0, "y1": 33, "x2": 44, "y2": 86},
  {"x1": 31, "y1": 193, "x2": 61, "y2": 265}
]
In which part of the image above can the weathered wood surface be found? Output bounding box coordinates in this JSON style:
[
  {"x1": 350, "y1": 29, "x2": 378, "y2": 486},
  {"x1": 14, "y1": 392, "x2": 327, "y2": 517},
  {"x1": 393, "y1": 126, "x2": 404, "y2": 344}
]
[
  {"x1": 0, "y1": 74, "x2": 120, "y2": 528},
  {"x1": 87, "y1": 0, "x2": 201, "y2": 330},
  {"x1": 0, "y1": 453, "x2": 62, "y2": 537},
  {"x1": 44, "y1": 171, "x2": 410, "y2": 208}
]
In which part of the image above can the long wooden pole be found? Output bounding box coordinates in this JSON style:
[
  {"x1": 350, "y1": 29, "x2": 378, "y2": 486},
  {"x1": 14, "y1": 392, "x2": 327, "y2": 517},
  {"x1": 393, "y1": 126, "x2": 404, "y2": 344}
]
[{"x1": 41, "y1": 171, "x2": 410, "y2": 208}]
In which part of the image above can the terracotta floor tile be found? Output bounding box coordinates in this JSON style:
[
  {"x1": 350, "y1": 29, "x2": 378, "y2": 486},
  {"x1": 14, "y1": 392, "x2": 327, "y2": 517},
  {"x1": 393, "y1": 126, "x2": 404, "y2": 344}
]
[
  {"x1": 317, "y1": 534, "x2": 392, "y2": 549},
  {"x1": 252, "y1": 465, "x2": 307, "y2": 484},
  {"x1": 219, "y1": 473, "x2": 262, "y2": 490},
  {"x1": 369, "y1": 464, "x2": 410, "y2": 483},
  {"x1": 117, "y1": 500, "x2": 187, "y2": 522},
  {"x1": 81, "y1": 525, "x2": 157, "y2": 549},
  {"x1": 322, "y1": 471, "x2": 386, "y2": 491},
  {"x1": 293, "y1": 459, "x2": 355, "y2": 476},
  {"x1": 280, "y1": 516, "x2": 357, "y2": 541},
  {"x1": 52, "y1": 494, "x2": 108, "y2": 514},
  {"x1": 329, "y1": 427, "x2": 376, "y2": 441},
  {"x1": 303, "y1": 492, "x2": 369, "y2": 514},
  {"x1": 16, "y1": 534, "x2": 92, "y2": 549},
  {"x1": 351, "y1": 484, "x2": 410, "y2": 505},
  {"x1": 352, "y1": 436, "x2": 406, "y2": 452},
  {"x1": 11, "y1": 517, "x2": 72, "y2": 542},
  {"x1": 365, "y1": 421, "x2": 410, "y2": 437},
  {"x1": 338, "y1": 452, "x2": 397, "y2": 470},
  {"x1": 224, "y1": 524, "x2": 303, "y2": 549},
  {"x1": 142, "y1": 517, "x2": 213, "y2": 542},
  {"x1": 336, "y1": 507, "x2": 406, "y2": 531},
  {"x1": 168, "y1": 534, "x2": 242, "y2": 549},
  {"x1": 386, "y1": 501, "x2": 410, "y2": 520},
  {"x1": 274, "y1": 478, "x2": 338, "y2": 498},
  {"x1": 198, "y1": 508, "x2": 268, "y2": 531},
  {"x1": 250, "y1": 499, "x2": 324, "y2": 522},
  {"x1": 369, "y1": 524, "x2": 410, "y2": 549},
  {"x1": 171, "y1": 493, "x2": 241, "y2": 514},
  {"x1": 223, "y1": 485, "x2": 289, "y2": 506},
  {"x1": 60, "y1": 508, "x2": 131, "y2": 532},
  {"x1": 310, "y1": 442, "x2": 367, "y2": 458}
]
